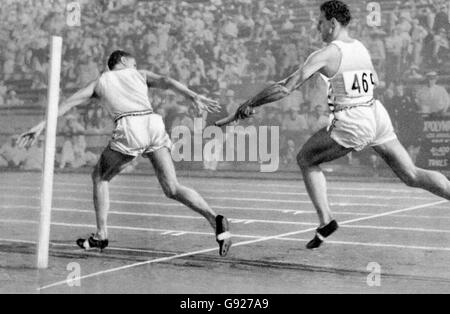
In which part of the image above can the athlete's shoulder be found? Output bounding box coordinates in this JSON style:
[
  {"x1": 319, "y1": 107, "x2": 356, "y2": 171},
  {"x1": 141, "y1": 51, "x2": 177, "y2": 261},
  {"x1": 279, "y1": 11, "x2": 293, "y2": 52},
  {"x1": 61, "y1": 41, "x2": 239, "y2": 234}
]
[
  {"x1": 308, "y1": 44, "x2": 339, "y2": 59},
  {"x1": 137, "y1": 69, "x2": 149, "y2": 79},
  {"x1": 354, "y1": 39, "x2": 371, "y2": 51}
]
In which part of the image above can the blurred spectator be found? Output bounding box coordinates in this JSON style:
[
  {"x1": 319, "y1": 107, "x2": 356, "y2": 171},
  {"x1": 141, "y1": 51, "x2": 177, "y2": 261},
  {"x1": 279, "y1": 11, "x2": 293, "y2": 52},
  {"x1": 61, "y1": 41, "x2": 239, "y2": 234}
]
[
  {"x1": 0, "y1": 81, "x2": 7, "y2": 106},
  {"x1": 398, "y1": 11, "x2": 412, "y2": 34},
  {"x1": 306, "y1": 105, "x2": 329, "y2": 134},
  {"x1": 403, "y1": 64, "x2": 424, "y2": 80},
  {"x1": 416, "y1": 71, "x2": 450, "y2": 113},
  {"x1": 261, "y1": 50, "x2": 276, "y2": 79},
  {"x1": 224, "y1": 89, "x2": 239, "y2": 116},
  {"x1": 223, "y1": 16, "x2": 239, "y2": 38},
  {"x1": 392, "y1": 83, "x2": 423, "y2": 157},
  {"x1": 0, "y1": 135, "x2": 26, "y2": 168},
  {"x1": 433, "y1": 3, "x2": 450, "y2": 33},
  {"x1": 367, "y1": 29, "x2": 386, "y2": 74},
  {"x1": 279, "y1": 89, "x2": 303, "y2": 112},
  {"x1": 84, "y1": 104, "x2": 109, "y2": 133},
  {"x1": 281, "y1": 139, "x2": 296, "y2": 166},
  {"x1": 410, "y1": 18, "x2": 428, "y2": 66},
  {"x1": 59, "y1": 135, "x2": 97, "y2": 169},
  {"x1": 432, "y1": 28, "x2": 449, "y2": 65},
  {"x1": 282, "y1": 107, "x2": 309, "y2": 146},
  {"x1": 279, "y1": 38, "x2": 298, "y2": 77},
  {"x1": 5, "y1": 90, "x2": 24, "y2": 107},
  {"x1": 78, "y1": 57, "x2": 100, "y2": 86},
  {"x1": 385, "y1": 27, "x2": 404, "y2": 83},
  {"x1": 61, "y1": 114, "x2": 86, "y2": 135},
  {"x1": 237, "y1": 10, "x2": 255, "y2": 38},
  {"x1": 161, "y1": 90, "x2": 180, "y2": 128},
  {"x1": 3, "y1": 55, "x2": 15, "y2": 82},
  {"x1": 383, "y1": 81, "x2": 396, "y2": 117},
  {"x1": 171, "y1": 105, "x2": 194, "y2": 132},
  {"x1": 281, "y1": 11, "x2": 294, "y2": 31},
  {"x1": 391, "y1": 82, "x2": 412, "y2": 128},
  {"x1": 22, "y1": 136, "x2": 44, "y2": 170},
  {"x1": 30, "y1": 56, "x2": 48, "y2": 89},
  {"x1": 424, "y1": 6, "x2": 436, "y2": 30}
]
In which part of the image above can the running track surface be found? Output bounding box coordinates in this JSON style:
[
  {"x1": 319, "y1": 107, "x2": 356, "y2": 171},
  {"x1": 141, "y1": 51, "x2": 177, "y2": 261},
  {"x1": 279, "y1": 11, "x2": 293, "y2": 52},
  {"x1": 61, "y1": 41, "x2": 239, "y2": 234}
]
[{"x1": 1, "y1": 172, "x2": 449, "y2": 294}]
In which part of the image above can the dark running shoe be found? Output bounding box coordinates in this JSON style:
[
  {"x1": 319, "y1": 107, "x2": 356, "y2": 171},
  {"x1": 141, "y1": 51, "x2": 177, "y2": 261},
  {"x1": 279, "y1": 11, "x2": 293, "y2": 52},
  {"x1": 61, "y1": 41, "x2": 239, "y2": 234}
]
[
  {"x1": 216, "y1": 215, "x2": 232, "y2": 257},
  {"x1": 76, "y1": 234, "x2": 109, "y2": 251},
  {"x1": 306, "y1": 220, "x2": 339, "y2": 250}
]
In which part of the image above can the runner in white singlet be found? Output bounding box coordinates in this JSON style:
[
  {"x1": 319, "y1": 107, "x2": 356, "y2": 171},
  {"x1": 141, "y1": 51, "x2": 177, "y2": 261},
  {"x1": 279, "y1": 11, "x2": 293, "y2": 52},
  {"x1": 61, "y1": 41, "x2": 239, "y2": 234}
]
[
  {"x1": 18, "y1": 50, "x2": 232, "y2": 256},
  {"x1": 225, "y1": 0, "x2": 450, "y2": 249}
]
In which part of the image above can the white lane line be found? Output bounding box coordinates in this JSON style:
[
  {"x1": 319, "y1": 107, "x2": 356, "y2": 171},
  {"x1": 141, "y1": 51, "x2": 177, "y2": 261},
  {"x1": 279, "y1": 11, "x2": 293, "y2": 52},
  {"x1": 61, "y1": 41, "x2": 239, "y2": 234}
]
[
  {"x1": 0, "y1": 188, "x2": 412, "y2": 204},
  {"x1": 4, "y1": 203, "x2": 450, "y2": 220},
  {"x1": 0, "y1": 176, "x2": 429, "y2": 194},
  {"x1": 3, "y1": 205, "x2": 450, "y2": 234},
  {"x1": 0, "y1": 194, "x2": 391, "y2": 208},
  {"x1": 0, "y1": 184, "x2": 435, "y2": 201},
  {"x1": 0, "y1": 218, "x2": 259, "y2": 239},
  {"x1": 4, "y1": 230, "x2": 450, "y2": 264},
  {"x1": 112, "y1": 177, "x2": 423, "y2": 192},
  {"x1": 3, "y1": 234, "x2": 450, "y2": 258},
  {"x1": 2, "y1": 218, "x2": 450, "y2": 255},
  {"x1": 37, "y1": 199, "x2": 448, "y2": 291},
  {"x1": 281, "y1": 238, "x2": 450, "y2": 252},
  {"x1": 0, "y1": 204, "x2": 378, "y2": 217},
  {"x1": 0, "y1": 238, "x2": 177, "y2": 256}
]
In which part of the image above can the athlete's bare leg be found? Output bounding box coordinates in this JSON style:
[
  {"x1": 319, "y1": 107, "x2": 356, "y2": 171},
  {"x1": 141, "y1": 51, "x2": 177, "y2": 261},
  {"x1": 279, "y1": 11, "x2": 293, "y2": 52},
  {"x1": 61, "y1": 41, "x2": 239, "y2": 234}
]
[
  {"x1": 92, "y1": 147, "x2": 135, "y2": 240},
  {"x1": 373, "y1": 139, "x2": 450, "y2": 199},
  {"x1": 148, "y1": 147, "x2": 217, "y2": 229},
  {"x1": 297, "y1": 128, "x2": 353, "y2": 226}
]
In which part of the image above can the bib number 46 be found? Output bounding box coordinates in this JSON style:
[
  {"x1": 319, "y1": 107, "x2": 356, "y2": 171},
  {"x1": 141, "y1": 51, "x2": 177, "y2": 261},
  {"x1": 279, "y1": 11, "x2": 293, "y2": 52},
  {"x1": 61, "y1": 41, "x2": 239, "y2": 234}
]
[
  {"x1": 351, "y1": 72, "x2": 375, "y2": 93},
  {"x1": 343, "y1": 70, "x2": 375, "y2": 96}
]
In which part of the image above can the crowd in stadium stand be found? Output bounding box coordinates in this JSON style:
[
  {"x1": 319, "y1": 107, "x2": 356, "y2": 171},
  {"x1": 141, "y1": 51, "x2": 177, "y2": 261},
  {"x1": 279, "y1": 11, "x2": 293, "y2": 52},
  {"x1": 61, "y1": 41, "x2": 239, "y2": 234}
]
[{"x1": 1, "y1": 0, "x2": 450, "y2": 170}]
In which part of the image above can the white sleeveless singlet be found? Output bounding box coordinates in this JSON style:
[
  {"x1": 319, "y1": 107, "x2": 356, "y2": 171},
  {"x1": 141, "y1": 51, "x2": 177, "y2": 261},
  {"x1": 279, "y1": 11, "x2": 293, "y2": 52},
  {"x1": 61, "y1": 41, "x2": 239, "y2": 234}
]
[
  {"x1": 95, "y1": 68, "x2": 153, "y2": 121},
  {"x1": 327, "y1": 39, "x2": 376, "y2": 110},
  {"x1": 321, "y1": 39, "x2": 397, "y2": 151}
]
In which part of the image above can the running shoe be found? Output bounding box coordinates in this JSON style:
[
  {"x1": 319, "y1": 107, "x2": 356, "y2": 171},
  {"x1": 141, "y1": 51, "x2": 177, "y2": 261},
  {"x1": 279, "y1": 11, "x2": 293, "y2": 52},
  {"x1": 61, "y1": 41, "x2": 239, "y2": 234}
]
[
  {"x1": 216, "y1": 215, "x2": 232, "y2": 257},
  {"x1": 76, "y1": 234, "x2": 109, "y2": 251},
  {"x1": 306, "y1": 220, "x2": 338, "y2": 249}
]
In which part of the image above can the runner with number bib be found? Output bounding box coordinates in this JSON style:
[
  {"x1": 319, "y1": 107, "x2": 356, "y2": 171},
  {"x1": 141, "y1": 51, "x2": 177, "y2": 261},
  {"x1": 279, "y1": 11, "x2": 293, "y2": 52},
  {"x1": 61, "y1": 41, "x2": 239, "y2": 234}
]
[{"x1": 220, "y1": 0, "x2": 450, "y2": 250}]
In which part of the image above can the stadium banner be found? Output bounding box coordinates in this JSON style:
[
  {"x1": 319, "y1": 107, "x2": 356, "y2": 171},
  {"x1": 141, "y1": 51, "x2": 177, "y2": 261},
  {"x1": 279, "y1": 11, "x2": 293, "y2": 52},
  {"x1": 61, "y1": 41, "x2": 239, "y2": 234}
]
[{"x1": 416, "y1": 115, "x2": 450, "y2": 175}]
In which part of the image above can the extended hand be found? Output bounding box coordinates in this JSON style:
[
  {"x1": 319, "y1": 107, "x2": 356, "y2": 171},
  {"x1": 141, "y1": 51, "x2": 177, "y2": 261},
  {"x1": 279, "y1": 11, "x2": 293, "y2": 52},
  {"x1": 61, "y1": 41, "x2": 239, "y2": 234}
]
[
  {"x1": 236, "y1": 102, "x2": 256, "y2": 120},
  {"x1": 192, "y1": 94, "x2": 221, "y2": 113},
  {"x1": 17, "y1": 121, "x2": 45, "y2": 148}
]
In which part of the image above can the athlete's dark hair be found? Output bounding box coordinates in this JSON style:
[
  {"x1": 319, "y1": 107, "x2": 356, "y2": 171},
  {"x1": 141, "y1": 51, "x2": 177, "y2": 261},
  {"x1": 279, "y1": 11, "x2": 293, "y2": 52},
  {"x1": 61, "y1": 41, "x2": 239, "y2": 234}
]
[
  {"x1": 320, "y1": 0, "x2": 352, "y2": 27},
  {"x1": 107, "y1": 50, "x2": 132, "y2": 70}
]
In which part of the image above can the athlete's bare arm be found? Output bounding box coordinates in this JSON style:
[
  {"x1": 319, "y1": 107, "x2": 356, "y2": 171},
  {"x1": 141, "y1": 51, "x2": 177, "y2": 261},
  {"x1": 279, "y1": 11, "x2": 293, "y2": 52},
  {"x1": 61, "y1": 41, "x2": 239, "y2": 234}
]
[
  {"x1": 139, "y1": 70, "x2": 220, "y2": 113},
  {"x1": 17, "y1": 79, "x2": 99, "y2": 147},
  {"x1": 215, "y1": 46, "x2": 338, "y2": 126}
]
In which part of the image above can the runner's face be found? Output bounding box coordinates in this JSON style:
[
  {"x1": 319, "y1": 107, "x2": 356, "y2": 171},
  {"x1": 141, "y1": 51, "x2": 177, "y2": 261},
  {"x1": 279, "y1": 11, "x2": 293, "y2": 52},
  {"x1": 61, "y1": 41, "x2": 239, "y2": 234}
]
[
  {"x1": 122, "y1": 57, "x2": 137, "y2": 69},
  {"x1": 317, "y1": 11, "x2": 333, "y2": 43}
]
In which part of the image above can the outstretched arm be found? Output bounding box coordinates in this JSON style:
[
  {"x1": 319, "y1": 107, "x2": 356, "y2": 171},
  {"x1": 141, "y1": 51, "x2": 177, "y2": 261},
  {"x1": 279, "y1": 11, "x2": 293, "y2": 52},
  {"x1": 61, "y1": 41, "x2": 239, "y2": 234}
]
[
  {"x1": 215, "y1": 46, "x2": 333, "y2": 126},
  {"x1": 17, "y1": 79, "x2": 98, "y2": 147},
  {"x1": 139, "y1": 70, "x2": 220, "y2": 113},
  {"x1": 57, "y1": 79, "x2": 99, "y2": 117}
]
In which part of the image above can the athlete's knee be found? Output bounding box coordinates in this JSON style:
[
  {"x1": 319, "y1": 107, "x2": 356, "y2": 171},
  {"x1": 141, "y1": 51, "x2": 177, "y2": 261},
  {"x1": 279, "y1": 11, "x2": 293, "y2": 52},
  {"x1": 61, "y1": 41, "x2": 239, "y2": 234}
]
[
  {"x1": 400, "y1": 167, "x2": 420, "y2": 187},
  {"x1": 297, "y1": 150, "x2": 316, "y2": 169},
  {"x1": 91, "y1": 165, "x2": 111, "y2": 183},
  {"x1": 162, "y1": 181, "x2": 180, "y2": 199},
  {"x1": 91, "y1": 167, "x2": 101, "y2": 183}
]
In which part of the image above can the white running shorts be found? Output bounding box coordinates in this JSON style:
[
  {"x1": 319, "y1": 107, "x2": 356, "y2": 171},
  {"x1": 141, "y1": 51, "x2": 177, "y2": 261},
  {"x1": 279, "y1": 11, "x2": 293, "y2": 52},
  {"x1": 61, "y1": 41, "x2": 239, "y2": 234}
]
[
  {"x1": 110, "y1": 113, "x2": 173, "y2": 157},
  {"x1": 328, "y1": 100, "x2": 397, "y2": 151}
]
